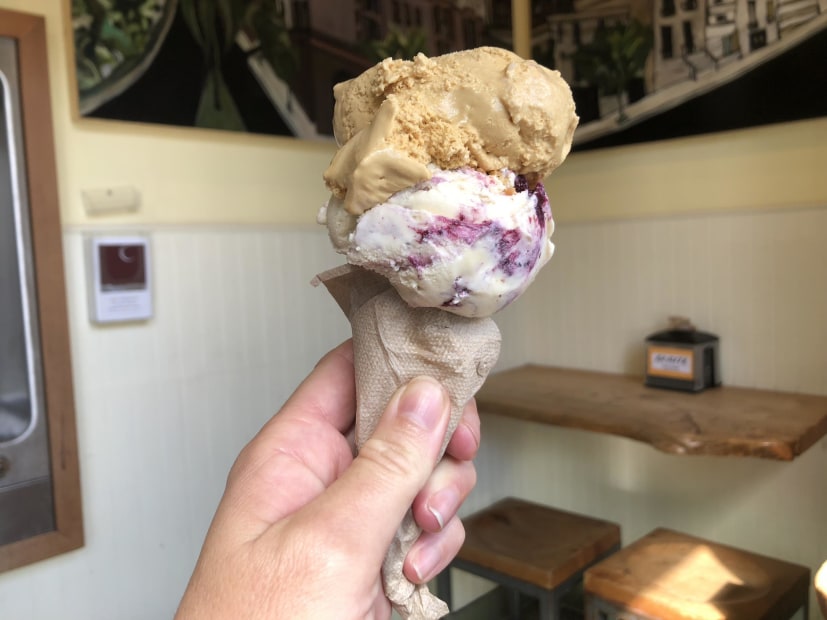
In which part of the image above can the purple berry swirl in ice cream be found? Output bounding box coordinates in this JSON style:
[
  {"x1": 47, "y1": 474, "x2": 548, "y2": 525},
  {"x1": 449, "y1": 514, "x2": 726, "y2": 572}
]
[
  {"x1": 318, "y1": 46, "x2": 578, "y2": 318},
  {"x1": 320, "y1": 166, "x2": 555, "y2": 318}
]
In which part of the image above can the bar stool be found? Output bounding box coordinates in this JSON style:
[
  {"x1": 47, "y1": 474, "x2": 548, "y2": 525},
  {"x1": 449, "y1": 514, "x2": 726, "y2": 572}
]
[
  {"x1": 584, "y1": 528, "x2": 811, "y2": 620},
  {"x1": 437, "y1": 497, "x2": 621, "y2": 619}
]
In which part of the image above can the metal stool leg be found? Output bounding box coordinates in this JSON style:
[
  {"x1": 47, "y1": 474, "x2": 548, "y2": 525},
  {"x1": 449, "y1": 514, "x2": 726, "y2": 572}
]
[
  {"x1": 507, "y1": 589, "x2": 521, "y2": 619},
  {"x1": 436, "y1": 569, "x2": 452, "y2": 611},
  {"x1": 539, "y1": 590, "x2": 561, "y2": 619}
]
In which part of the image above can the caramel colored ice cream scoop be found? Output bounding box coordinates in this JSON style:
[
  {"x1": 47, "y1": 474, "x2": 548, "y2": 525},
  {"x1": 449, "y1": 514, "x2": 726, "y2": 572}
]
[{"x1": 324, "y1": 46, "x2": 578, "y2": 216}]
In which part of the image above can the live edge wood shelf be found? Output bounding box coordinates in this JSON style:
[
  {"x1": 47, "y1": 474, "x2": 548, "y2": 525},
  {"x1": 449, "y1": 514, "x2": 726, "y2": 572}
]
[{"x1": 475, "y1": 365, "x2": 827, "y2": 461}]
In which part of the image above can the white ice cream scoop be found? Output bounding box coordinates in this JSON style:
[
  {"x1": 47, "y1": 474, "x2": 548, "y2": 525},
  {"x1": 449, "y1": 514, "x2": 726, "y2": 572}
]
[{"x1": 319, "y1": 166, "x2": 555, "y2": 318}]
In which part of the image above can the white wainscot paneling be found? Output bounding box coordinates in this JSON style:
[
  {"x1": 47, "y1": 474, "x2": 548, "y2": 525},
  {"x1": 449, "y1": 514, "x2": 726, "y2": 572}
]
[
  {"x1": 496, "y1": 205, "x2": 827, "y2": 394},
  {"x1": 2, "y1": 207, "x2": 826, "y2": 619},
  {"x1": 0, "y1": 227, "x2": 349, "y2": 619},
  {"x1": 473, "y1": 206, "x2": 827, "y2": 618}
]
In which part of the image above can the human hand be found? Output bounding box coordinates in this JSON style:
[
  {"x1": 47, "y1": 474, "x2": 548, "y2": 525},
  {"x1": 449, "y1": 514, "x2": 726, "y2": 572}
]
[{"x1": 175, "y1": 339, "x2": 479, "y2": 619}]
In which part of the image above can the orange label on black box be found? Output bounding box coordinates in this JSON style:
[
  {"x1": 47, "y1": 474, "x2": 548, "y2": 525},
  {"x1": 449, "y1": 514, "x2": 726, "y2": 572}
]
[{"x1": 647, "y1": 346, "x2": 694, "y2": 380}]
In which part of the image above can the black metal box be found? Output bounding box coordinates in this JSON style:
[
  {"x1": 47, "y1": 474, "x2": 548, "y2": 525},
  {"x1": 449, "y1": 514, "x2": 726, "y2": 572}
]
[{"x1": 645, "y1": 319, "x2": 720, "y2": 392}]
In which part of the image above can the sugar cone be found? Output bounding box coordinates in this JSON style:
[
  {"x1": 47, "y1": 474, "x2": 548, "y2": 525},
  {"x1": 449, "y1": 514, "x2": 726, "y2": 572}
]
[{"x1": 314, "y1": 265, "x2": 501, "y2": 619}]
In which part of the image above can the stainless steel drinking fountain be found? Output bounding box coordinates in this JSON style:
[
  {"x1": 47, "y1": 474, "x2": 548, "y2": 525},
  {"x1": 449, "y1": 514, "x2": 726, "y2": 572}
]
[{"x1": 0, "y1": 36, "x2": 56, "y2": 546}]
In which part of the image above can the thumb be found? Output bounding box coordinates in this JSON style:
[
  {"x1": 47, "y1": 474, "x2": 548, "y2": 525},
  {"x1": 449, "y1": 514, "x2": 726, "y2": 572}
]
[{"x1": 311, "y1": 376, "x2": 451, "y2": 565}]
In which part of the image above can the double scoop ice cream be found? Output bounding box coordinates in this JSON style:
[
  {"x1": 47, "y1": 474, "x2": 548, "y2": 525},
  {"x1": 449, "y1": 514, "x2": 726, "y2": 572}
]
[
  {"x1": 315, "y1": 46, "x2": 578, "y2": 619},
  {"x1": 319, "y1": 46, "x2": 578, "y2": 318}
]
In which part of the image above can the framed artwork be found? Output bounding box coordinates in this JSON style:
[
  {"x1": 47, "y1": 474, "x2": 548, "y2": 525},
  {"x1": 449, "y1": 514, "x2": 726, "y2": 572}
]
[
  {"x1": 529, "y1": 0, "x2": 827, "y2": 149},
  {"x1": 71, "y1": 0, "x2": 515, "y2": 141},
  {"x1": 71, "y1": 0, "x2": 826, "y2": 150}
]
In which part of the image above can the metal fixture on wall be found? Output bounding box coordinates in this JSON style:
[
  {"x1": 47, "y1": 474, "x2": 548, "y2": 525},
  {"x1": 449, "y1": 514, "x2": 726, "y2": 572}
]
[
  {"x1": 0, "y1": 8, "x2": 83, "y2": 573},
  {"x1": 0, "y1": 34, "x2": 55, "y2": 548}
]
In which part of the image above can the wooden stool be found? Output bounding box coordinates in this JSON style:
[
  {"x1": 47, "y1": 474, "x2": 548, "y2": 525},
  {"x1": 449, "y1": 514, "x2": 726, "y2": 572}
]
[
  {"x1": 817, "y1": 560, "x2": 827, "y2": 618},
  {"x1": 437, "y1": 497, "x2": 621, "y2": 619},
  {"x1": 584, "y1": 528, "x2": 811, "y2": 620}
]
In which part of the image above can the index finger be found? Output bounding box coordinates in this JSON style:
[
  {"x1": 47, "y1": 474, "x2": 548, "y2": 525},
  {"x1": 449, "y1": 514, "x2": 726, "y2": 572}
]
[
  {"x1": 280, "y1": 339, "x2": 356, "y2": 434},
  {"x1": 445, "y1": 398, "x2": 480, "y2": 462}
]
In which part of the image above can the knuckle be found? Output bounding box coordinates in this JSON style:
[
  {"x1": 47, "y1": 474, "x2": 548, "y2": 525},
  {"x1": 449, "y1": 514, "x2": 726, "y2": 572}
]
[
  {"x1": 359, "y1": 436, "x2": 424, "y2": 481},
  {"x1": 466, "y1": 461, "x2": 478, "y2": 490}
]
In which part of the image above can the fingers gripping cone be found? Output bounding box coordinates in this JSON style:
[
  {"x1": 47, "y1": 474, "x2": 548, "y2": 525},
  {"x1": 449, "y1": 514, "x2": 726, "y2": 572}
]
[
  {"x1": 314, "y1": 265, "x2": 501, "y2": 619},
  {"x1": 315, "y1": 43, "x2": 577, "y2": 620}
]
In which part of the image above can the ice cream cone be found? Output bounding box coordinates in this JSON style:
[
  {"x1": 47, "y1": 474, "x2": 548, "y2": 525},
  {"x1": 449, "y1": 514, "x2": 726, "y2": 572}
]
[
  {"x1": 313, "y1": 44, "x2": 577, "y2": 619},
  {"x1": 314, "y1": 265, "x2": 501, "y2": 619}
]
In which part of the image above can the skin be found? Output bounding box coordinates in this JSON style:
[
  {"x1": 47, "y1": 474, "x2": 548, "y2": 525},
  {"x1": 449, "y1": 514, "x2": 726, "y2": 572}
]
[{"x1": 176, "y1": 339, "x2": 479, "y2": 619}]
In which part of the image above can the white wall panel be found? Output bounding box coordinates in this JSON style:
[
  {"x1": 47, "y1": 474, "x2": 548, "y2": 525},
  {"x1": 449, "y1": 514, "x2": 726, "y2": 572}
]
[
  {"x1": 482, "y1": 205, "x2": 827, "y2": 618},
  {"x1": 497, "y1": 205, "x2": 827, "y2": 394},
  {"x1": 1, "y1": 207, "x2": 825, "y2": 618},
  {"x1": 0, "y1": 228, "x2": 348, "y2": 619}
]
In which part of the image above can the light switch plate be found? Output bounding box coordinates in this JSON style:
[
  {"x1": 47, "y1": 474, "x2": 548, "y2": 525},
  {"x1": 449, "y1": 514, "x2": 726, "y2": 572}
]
[
  {"x1": 86, "y1": 235, "x2": 152, "y2": 324},
  {"x1": 81, "y1": 186, "x2": 140, "y2": 215}
]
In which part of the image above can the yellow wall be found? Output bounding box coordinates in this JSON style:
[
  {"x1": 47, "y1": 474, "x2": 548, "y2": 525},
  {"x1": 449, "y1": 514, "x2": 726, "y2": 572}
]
[
  {"x1": 551, "y1": 117, "x2": 827, "y2": 222},
  {"x1": 11, "y1": 0, "x2": 827, "y2": 228},
  {"x1": 14, "y1": 0, "x2": 335, "y2": 228}
]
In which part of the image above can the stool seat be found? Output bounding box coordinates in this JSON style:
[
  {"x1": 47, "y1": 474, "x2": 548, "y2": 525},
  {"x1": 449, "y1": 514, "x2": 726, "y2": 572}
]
[
  {"x1": 584, "y1": 528, "x2": 811, "y2": 620},
  {"x1": 439, "y1": 497, "x2": 621, "y2": 618},
  {"x1": 459, "y1": 497, "x2": 622, "y2": 589}
]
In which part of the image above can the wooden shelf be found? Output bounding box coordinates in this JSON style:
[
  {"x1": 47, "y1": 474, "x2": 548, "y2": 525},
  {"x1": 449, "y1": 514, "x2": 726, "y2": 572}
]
[{"x1": 475, "y1": 365, "x2": 827, "y2": 461}]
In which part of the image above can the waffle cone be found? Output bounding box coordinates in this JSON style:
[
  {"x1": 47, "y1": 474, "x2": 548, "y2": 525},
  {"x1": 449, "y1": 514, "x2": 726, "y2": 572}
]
[{"x1": 314, "y1": 265, "x2": 501, "y2": 619}]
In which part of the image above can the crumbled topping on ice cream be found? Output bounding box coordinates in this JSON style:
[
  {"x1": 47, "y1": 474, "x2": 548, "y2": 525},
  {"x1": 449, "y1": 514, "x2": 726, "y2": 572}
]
[{"x1": 324, "y1": 47, "x2": 578, "y2": 216}]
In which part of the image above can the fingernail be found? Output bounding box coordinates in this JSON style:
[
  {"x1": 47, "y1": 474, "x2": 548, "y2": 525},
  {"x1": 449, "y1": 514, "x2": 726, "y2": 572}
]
[
  {"x1": 427, "y1": 487, "x2": 459, "y2": 531},
  {"x1": 428, "y1": 505, "x2": 444, "y2": 530},
  {"x1": 397, "y1": 377, "x2": 447, "y2": 430},
  {"x1": 411, "y1": 541, "x2": 441, "y2": 582}
]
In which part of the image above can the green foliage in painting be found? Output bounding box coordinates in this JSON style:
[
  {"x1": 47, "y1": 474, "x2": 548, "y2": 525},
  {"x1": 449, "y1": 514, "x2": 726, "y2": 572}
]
[
  {"x1": 571, "y1": 19, "x2": 653, "y2": 120},
  {"x1": 73, "y1": 0, "x2": 297, "y2": 130},
  {"x1": 178, "y1": 0, "x2": 297, "y2": 130},
  {"x1": 73, "y1": 0, "x2": 169, "y2": 93},
  {"x1": 367, "y1": 26, "x2": 428, "y2": 61}
]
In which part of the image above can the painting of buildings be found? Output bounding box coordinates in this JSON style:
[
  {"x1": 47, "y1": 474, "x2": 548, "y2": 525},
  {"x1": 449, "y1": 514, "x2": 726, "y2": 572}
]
[
  {"x1": 72, "y1": 0, "x2": 515, "y2": 141},
  {"x1": 529, "y1": 0, "x2": 827, "y2": 147},
  {"x1": 72, "y1": 0, "x2": 826, "y2": 149},
  {"x1": 256, "y1": 0, "x2": 514, "y2": 139}
]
